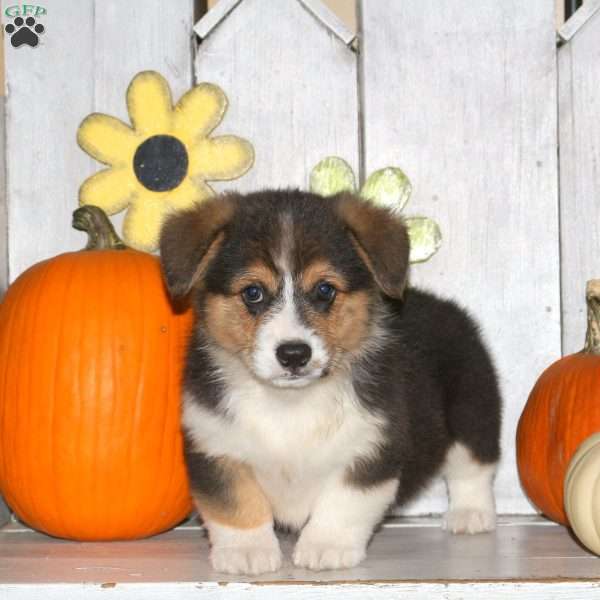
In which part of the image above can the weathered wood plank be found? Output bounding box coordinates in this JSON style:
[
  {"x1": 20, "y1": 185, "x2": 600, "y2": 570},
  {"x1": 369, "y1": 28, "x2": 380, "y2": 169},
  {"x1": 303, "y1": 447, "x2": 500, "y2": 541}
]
[
  {"x1": 5, "y1": 581, "x2": 600, "y2": 600},
  {"x1": 5, "y1": 1, "x2": 94, "y2": 280},
  {"x1": 558, "y1": 11, "x2": 600, "y2": 355},
  {"x1": 1, "y1": 16, "x2": 10, "y2": 527},
  {"x1": 0, "y1": 95, "x2": 7, "y2": 293},
  {"x1": 5, "y1": 0, "x2": 195, "y2": 281},
  {"x1": 194, "y1": 0, "x2": 359, "y2": 192},
  {"x1": 92, "y1": 0, "x2": 195, "y2": 239},
  {"x1": 1, "y1": 0, "x2": 195, "y2": 526},
  {"x1": 94, "y1": 0, "x2": 195, "y2": 122},
  {"x1": 360, "y1": 0, "x2": 560, "y2": 515}
]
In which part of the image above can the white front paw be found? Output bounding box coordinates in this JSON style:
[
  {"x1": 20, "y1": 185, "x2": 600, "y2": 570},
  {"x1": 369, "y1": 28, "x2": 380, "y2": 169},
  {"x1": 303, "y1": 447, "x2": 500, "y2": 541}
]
[
  {"x1": 206, "y1": 521, "x2": 282, "y2": 575},
  {"x1": 293, "y1": 540, "x2": 366, "y2": 570},
  {"x1": 211, "y1": 545, "x2": 282, "y2": 575},
  {"x1": 443, "y1": 507, "x2": 496, "y2": 534}
]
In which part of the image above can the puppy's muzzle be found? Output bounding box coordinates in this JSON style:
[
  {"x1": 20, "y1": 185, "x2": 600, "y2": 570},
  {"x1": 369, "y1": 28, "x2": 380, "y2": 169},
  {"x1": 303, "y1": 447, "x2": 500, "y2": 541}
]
[{"x1": 276, "y1": 341, "x2": 312, "y2": 371}]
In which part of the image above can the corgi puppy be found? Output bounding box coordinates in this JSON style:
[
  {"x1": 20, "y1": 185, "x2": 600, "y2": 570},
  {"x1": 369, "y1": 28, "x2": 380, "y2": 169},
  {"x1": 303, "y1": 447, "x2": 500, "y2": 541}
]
[{"x1": 159, "y1": 190, "x2": 501, "y2": 575}]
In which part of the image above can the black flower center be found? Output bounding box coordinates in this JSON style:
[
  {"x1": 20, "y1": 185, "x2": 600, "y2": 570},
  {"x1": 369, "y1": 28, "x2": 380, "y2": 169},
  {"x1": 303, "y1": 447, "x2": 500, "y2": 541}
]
[{"x1": 133, "y1": 134, "x2": 188, "y2": 192}]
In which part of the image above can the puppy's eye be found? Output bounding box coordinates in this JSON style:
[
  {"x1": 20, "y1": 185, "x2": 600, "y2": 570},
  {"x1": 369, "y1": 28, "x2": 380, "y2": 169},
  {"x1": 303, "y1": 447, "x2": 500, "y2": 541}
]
[
  {"x1": 315, "y1": 281, "x2": 336, "y2": 302},
  {"x1": 242, "y1": 285, "x2": 264, "y2": 305}
]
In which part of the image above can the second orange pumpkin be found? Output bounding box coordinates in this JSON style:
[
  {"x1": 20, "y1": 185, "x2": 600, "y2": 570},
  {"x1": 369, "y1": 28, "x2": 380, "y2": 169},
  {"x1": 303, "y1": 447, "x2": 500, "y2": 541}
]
[{"x1": 516, "y1": 280, "x2": 600, "y2": 524}]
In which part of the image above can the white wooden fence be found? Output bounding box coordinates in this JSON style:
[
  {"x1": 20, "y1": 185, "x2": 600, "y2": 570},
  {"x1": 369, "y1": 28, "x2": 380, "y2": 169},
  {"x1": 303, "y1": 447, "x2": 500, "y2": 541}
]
[{"x1": 0, "y1": 0, "x2": 598, "y2": 520}]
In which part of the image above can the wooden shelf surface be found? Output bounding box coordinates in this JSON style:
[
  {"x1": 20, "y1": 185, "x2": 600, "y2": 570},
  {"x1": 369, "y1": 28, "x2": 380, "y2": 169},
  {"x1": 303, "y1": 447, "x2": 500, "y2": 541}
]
[{"x1": 2, "y1": 516, "x2": 600, "y2": 599}]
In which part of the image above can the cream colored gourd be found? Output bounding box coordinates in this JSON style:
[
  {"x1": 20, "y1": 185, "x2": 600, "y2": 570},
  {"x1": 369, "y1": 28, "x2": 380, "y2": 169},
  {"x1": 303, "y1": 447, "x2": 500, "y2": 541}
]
[{"x1": 564, "y1": 432, "x2": 600, "y2": 554}]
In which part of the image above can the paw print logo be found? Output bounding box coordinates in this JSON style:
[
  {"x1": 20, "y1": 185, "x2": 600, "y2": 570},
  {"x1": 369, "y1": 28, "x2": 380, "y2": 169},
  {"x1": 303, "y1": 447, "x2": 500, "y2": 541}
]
[{"x1": 5, "y1": 17, "x2": 45, "y2": 48}]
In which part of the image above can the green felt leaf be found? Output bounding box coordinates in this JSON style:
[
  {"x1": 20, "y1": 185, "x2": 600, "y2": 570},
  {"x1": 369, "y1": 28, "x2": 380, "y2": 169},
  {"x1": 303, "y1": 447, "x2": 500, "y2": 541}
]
[
  {"x1": 405, "y1": 216, "x2": 442, "y2": 263},
  {"x1": 309, "y1": 156, "x2": 356, "y2": 197},
  {"x1": 360, "y1": 167, "x2": 412, "y2": 213},
  {"x1": 310, "y1": 158, "x2": 442, "y2": 263}
]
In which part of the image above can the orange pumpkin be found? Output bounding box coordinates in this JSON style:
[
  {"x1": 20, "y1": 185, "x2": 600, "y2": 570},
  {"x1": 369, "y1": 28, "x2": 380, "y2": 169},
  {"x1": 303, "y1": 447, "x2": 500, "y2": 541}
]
[
  {"x1": 517, "y1": 279, "x2": 600, "y2": 524},
  {"x1": 0, "y1": 207, "x2": 193, "y2": 540}
]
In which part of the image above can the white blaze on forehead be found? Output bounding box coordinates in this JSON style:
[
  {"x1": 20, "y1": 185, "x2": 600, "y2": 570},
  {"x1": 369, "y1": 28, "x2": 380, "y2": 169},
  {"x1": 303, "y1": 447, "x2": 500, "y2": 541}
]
[
  {"x1": 252, "y1": 273, "x2": 329, "y2": 383},
  {"x1": 276, "y1": 212, "x2": 295, "y2": 272},
  {"x1": 251, "y1": 213, "x2": 329, "y2": 385}
]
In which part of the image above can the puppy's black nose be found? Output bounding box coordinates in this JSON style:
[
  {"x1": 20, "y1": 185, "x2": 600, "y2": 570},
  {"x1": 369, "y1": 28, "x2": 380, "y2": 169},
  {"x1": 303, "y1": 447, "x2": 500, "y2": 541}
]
[{"x1": 276, "y1": 342, "x2": 312, "y2": 369}]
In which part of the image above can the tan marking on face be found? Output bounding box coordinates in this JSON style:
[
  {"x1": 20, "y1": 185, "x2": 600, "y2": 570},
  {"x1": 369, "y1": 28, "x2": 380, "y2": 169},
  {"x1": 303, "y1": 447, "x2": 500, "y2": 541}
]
[
  {"x1": 230, "y1": 262, "x2": 279, "y2": 296},
  {"x1": 299, "y1": 260, "x2": 370, "y2": 356},
  {"x1": 204, "y1": 293, "x2": 257, "y2": 355},
  {"x1": 193, "y1": 458, "x2": 272, "y2": 529},
  {"x1": 300, "y1": 260, "x2": 348, "y2": 294},
  {"x1": 203, "y1": 262, "x2": 280, "y2": 356},
  {"x1": 305, "y1": 290, "x2": 371, "y2": 355}
]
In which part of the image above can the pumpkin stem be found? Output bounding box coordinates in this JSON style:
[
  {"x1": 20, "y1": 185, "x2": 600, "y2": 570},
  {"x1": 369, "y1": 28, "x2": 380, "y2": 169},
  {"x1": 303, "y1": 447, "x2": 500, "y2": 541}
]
[
  {"x1": 72, "y1": 206, "x2": 126, "y2": 251},
  {"x1": 583, "y1": 280, "x2": 600, "y2": 354}
]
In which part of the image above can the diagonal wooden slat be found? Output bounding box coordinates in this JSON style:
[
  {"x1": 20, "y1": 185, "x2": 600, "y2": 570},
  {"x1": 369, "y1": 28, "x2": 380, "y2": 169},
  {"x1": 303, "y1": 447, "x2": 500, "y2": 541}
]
[{"x1": 559, "y1": 0, "x2": 600, "y2": 41}]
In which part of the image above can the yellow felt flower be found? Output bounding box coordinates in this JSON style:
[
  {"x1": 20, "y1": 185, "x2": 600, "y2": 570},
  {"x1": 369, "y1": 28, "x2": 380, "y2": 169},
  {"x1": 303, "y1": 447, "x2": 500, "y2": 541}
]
[{"x1": 77, "y1": 71, "x2": 254, "y2": 251}]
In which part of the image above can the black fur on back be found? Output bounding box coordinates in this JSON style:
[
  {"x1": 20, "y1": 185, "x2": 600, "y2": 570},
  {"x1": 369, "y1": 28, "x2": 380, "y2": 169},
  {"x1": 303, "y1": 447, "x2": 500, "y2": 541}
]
[{"x1": 348, "y1": 289, "x2": 501, "y2": 504}]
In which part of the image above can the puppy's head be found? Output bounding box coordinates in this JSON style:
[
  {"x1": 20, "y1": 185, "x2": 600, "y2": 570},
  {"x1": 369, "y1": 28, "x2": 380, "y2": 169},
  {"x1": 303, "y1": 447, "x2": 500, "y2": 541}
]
[{"x1": 160, "y1": 190, "x2": 409, "y2": 388}]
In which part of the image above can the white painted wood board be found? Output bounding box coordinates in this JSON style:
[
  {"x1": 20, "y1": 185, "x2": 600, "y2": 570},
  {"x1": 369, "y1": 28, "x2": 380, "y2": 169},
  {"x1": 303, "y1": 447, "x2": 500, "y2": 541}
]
[
  {"x1": 359, "y1": 0, "x2": 560, "y2": 515},
  {"x1": 92, "y1": 0, "x2": 195, "y2": 240},
  {"x1": 558, "y1": 10, "x2": 600, "y2": 355},
  {"x1": 4, "y1": 0, "x2": 195, "y2": 282},
  {"x1": 0, "y1": 97, "x2": 9, "y2": 526},
  {"x1": 93, "y1": 0, "x2": 195, "y2": 151},
  {"x1": 194, "y1": 0, "x2": 359, "y2": 192},
  {"x1": 2, "y1": 518, "x2": 600, "y2": 599},
  {"x1": 4, "y1": 0, "x2": 94, "y2": 281},
  {"x1": 1, "y1": 0, "x2": 195, "y2": 532},
  {"x1": 0, "y1": 22, "x2": 11, "y2": 530},
  {"x1": 5, "y1": 581, "x2": 600, "y2": 600},
  {"x1": 0, "y1": 96, "x2": 7, "y2": 293}
]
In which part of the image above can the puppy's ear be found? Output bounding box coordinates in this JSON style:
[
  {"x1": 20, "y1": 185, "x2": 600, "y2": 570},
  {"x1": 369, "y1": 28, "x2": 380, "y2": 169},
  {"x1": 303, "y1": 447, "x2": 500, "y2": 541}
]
[
  {"x1": 159, "y1": 196, "x2": 235, "y2": 299},
  {"x1": 336, "y1": 194, "x2": 410, "y2": 298}
]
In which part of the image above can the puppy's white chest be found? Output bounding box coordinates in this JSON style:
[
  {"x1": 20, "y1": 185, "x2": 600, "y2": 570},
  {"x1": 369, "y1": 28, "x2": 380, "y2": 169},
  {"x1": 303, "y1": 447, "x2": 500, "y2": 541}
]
[
  {"x1": 184, "y1": 375, "x2": 385, "y2": 529},
  {"x1": 248, "y1": 416, "x2": 345, "y2": 528}
]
